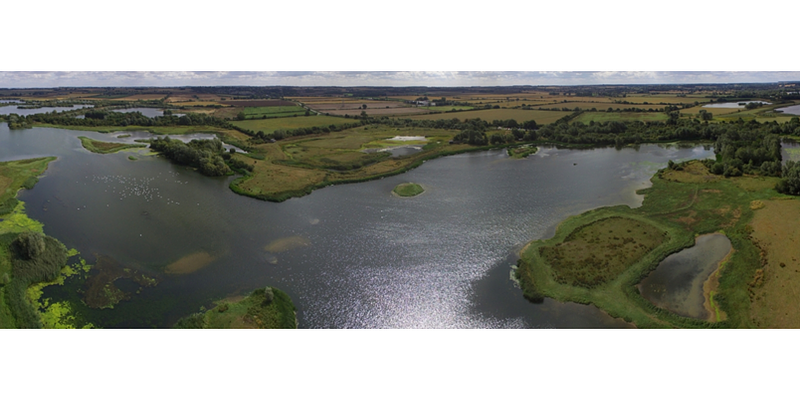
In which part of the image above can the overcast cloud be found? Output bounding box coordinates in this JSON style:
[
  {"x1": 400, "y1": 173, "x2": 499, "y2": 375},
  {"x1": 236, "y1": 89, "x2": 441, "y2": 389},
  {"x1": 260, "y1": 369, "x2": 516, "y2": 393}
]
[{"x1": 1, "y1": 71, "x2": 799, "y2": 88}]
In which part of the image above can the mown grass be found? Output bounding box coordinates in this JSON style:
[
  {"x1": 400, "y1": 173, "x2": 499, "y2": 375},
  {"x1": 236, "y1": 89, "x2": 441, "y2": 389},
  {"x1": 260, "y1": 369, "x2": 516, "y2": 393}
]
[
  {"x1": 393, "y1": 183, "x2": 424, "y2": 197},
  {"x1": 517, "y1": 161, "x2": 784, "y2": 328},
  {"x1": 78, "y1": 136, "x2": 146, "y2": 154},
  {"x1": 173, "y1": 287, "x2": 296, "y2": 329}
]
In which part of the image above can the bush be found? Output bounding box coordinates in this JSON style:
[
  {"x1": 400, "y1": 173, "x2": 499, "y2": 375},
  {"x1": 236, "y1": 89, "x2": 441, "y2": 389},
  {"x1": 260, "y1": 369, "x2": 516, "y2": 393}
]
[
  {"x1": 0, "y1": 197, "x2": 19, "y2": 215},
  {"x1": 13, "y1": 231, "x2": 45, "y2": 260},
  {"x1": 777, "y1": 161, "x2": 800, "y2": 195},
  {"x1": 263, "y1": 287, "x2": 275, "y2": 304},
  {"x1": 173, "y1": 313, "x2": 205, "y2": 329}
]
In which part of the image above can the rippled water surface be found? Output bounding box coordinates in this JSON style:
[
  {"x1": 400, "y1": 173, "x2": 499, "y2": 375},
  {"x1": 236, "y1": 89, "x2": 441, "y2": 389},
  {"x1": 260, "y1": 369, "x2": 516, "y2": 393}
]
[{"x1": 2, "y1": 124, "x2": 717, "y2": 328}]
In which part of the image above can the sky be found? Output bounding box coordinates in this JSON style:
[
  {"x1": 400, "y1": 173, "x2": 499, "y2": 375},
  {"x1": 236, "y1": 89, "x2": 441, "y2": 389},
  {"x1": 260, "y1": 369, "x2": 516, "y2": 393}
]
[
  {"x1": 3, "y1": 2, "x2": 796, "y2": 89},
  {"x1": 2, "y1": 71, "x2": 799, "y2": 88}
]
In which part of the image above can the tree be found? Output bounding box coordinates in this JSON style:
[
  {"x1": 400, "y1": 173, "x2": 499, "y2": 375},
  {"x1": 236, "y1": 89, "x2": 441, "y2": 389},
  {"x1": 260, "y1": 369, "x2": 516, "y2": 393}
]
[
  {"x1": 362, "y1": 104, "x2": 367, "y2": 109},
  {"x1": 777, "y1": 161, "x2": 800, "y2": 195},
  {"x1": 522, "y1": 120, "x2": 538, "y2": 130},
  {"x1": 14, "y1": 231, "x2": 45, "y2": 260},
  {"x1": 237, "y1": 111, "x2": 246, "y2": 121}
]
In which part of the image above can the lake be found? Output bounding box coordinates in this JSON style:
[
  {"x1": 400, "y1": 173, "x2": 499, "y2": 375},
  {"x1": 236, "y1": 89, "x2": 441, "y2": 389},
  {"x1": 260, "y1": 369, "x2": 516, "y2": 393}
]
[
  {"x1": 702, "y1": 101, "x2": 771, "y2": 108},
  {"x1": 0, "y1": 104, "x2": 94, "y2": 116},
  {"x1": 776, "y1": 104, "x2": 800, "y2": 116},
  {"x1": 2, "y1": 123, "x2": 717, "y2": 328}
]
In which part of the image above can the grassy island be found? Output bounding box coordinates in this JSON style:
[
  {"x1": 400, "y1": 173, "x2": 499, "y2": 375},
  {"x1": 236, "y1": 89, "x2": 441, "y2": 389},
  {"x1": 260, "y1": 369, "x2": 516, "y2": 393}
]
[
  {"x1": 393, "y1": 182, "x2": 424, "y2": 197},
  {"x1": 517, "y1": 160, "x2": 793, "y2": 328},
  {"x1": 507, "y1": 145, "x2": 538, "y2": 159},
  {"x1": 78, "y1": 136, "x2": 146, "y2": 154},
  {"x1": 174, "y1": 287, "x2": 297, "y2": 329}
]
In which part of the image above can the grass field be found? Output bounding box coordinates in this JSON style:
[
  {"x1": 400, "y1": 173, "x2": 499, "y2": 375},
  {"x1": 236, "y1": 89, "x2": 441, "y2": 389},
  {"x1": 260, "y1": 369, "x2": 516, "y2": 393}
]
[
  {"x1": 517, "y1": 160, "x2": 787, "y2": 328},
  {"x1": 403, "y1": 109, "x2": 571, "y2": 124},
  {"x1": 243, "y1": 105, "x2": 307, "y2": 119},
  {"x1": 393, "y1": 182, "x2": 424, "y2": 197},
  {"x1": 78, "y1": 136, "x2": 146, "y2": 154},
  {"x1": 572, "y1": 112, "x2": 669, "y2": 124},
  {"x1": 748, "y1": 199, "x2": 800, "y2": 327},
  {"x1": 541, "y1": 217, "x2": 666, "y2": 288},
  {"x1": 230, "y1": 115, "x2": 357, "y2": 133}
]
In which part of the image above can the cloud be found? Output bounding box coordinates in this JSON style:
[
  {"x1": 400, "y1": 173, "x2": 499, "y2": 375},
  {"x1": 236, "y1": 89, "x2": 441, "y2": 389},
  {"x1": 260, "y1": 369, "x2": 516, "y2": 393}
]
[{"x1": 1, "y1": 71, "x2": 799, "y2": 88}]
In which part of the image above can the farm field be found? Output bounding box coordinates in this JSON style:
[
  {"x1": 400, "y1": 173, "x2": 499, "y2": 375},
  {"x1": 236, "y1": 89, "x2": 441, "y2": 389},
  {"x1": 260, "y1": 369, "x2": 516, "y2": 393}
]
[
  {"x1": 166, "y1": 94, "x2": 223, "y2": 103},
  {"x1": 681, "y1": 105, "x2": 744, "y2": 116},
  {"x1": 243, "y1": 106, "x2": 308, "y2": 119},
  {"x1": 326, "y1": 107, "x2": 430, "y2": 117},
  {"x1": 230, "y1": 115, "x2": 357, "y2": 133},
  {"x1": 403, "y1": 109, "x2": 570, "y2": 124},
  {"x1": 572, "y1": 112, "x2": 669, "y2": 124},
  {"x1": 307, "y1": 101, "x2": 408, "y2": 110},
  {"x1": 623, "y1": 95, "x2": 713, "y2": 105},
  {"x1": 114, "y1": 94, "x2": 167, "y2": 101},
  {"x1": 168, "y1": 101, "x2": 225, "y2": 107},
  {"x1": 220, "y1": 100, "x2": 297, "y2": 107}
]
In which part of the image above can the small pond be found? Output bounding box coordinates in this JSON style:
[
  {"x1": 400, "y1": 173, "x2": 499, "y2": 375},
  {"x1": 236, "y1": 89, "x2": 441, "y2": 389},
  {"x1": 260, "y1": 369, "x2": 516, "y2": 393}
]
[{"x1": 638, "y1": 233, "x2": 732, "y2": 320}]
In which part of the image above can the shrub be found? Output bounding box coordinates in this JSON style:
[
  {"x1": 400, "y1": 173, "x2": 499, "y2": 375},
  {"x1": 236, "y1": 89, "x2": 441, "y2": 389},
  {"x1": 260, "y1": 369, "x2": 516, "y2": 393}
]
[{"x1": 263, "y1": 287, "x2": 275, "y2": 304}]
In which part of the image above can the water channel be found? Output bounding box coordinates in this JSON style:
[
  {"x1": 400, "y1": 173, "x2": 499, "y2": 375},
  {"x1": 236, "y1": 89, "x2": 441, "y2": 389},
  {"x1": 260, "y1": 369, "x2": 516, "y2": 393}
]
[{"x1": 1, "y1": 124, "x2": 717, "y2": 328}]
